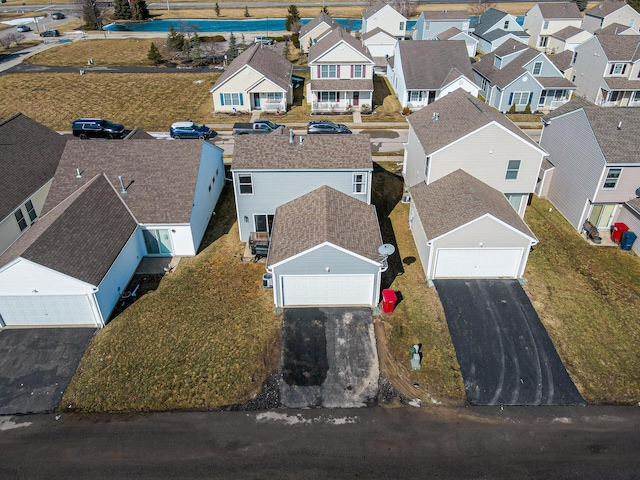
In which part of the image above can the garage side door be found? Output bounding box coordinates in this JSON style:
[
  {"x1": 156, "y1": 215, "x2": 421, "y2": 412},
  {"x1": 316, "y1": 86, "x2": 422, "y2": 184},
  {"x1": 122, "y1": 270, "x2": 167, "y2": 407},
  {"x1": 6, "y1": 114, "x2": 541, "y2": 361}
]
[
  {"x1": 434, "y1": 249, "x2": 522, "y2": 279},
  {"x1": 0, "y1": 295, "x2": 96, "y2": 327},
  {"x1": 281, "y1": 275, "x2": 374, "y2": 306}
]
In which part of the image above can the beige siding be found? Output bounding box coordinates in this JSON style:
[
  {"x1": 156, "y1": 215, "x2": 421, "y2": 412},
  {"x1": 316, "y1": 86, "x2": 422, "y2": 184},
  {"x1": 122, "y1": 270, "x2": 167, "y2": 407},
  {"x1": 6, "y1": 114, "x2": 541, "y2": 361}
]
[
  {"x1": 212, "y1": 66, "x2": 264, "y2": 112},
  {"x1": 300, "y1": 24, "x2": 333, "y2": 53},
  {"x1": 594, "y1": 165, "x2": 640, "y2": 203},
  {"x1": 364, "y1": 5, "x2": 406, "y2": 37},
  {"x1": 314, "y1": 44, "x2": 373, "y2": 64}
]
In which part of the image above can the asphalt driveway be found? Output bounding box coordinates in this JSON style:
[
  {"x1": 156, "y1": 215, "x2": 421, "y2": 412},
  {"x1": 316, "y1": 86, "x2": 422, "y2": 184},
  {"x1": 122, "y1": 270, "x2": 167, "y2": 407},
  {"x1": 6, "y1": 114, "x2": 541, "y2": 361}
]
[
  {"x1": 0, "y1": 328, "x2": 95, "y2": 415},
  {"x1": 280, "y1": 307, "x2": 379, "y2": 408},
  {"x1": 434, "y1": 279, "x2": 585, "y2": 406}
]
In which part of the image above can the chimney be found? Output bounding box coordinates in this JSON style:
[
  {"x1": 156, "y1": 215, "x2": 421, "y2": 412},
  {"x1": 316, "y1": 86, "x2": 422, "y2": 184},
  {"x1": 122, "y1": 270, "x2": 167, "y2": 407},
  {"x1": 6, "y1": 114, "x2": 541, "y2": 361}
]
[{"x1": 118, "y1": 175, "x2": 127, "y2": 194}]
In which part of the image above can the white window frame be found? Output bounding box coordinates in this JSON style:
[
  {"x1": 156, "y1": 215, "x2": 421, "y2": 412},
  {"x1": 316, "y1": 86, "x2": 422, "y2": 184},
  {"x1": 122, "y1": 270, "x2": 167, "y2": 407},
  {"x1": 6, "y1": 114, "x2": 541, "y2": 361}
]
[
  {"x1": 505, "y1": 194, "x2": 524, "y2": 213},
  {"x1": 610, "y1": 63, "x2": 627, "y2": 75},
  {"x1": 223, "y1": 93, "x2": 242, "y2": 106},
  {"x1": 353, "y1": 173, "x2": 366, "y2": 193},
  {"x1": 505, "y1": 160, "x2": 521, "y2": 180},
  {"x1": 532, "y1": 61, "x2": 543, "y2": 76},
  {"x1": 603, "y1": 168, "x2": 621, "y2": 189},
  {"x1": 319, "y1": 91, "x2": 338, "y2": 102},
  {"x1": 353, "y1": 65, "x2": 364, "y2": 78},
  {"x1": 14, "y1": 209, "x2": 27, "y2": 231},
  {"x1": 543, "y1": 20, "x2": 549, "y2": 30},
  {"x1": 504, "y1": 20, "x2": 510, "y2": 29},
  {"x1": 399, "y1": 21, "x2": 405, "y2": 31},
  {"x1": 25, "y1": 200, "x2": 37, "y2": 222},
  {"x1": 321, "y1": 64, "x2": 338, "y2": 78},
  {"x1": 571, "y1": 51, "x2": 578, "y2": 65},
  {"x1": 266, "y1": 92, "x2": 282, "y2": 102},
  {"x1": 511, "y1": 91, "x2": 529, "y2": 107},
  {"x1": 539, "y1": 36, "x2": 548, "y2": 47},
  {"x1": 238, "y1": 174, "x2": 254, "y2": 195}
]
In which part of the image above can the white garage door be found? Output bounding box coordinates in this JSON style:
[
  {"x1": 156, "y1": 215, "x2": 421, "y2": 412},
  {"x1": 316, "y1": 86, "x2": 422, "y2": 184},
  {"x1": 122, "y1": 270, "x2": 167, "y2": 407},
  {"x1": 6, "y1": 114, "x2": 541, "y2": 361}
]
[
  {"x1": 434, "y1": 248, "x2": 522, "y2": 278},
  {"x1": 281, "y1": 275, "x2": 374, "y2": 306},
  {"x1": 0, "y1": 295, "x2": 96, "y2": 327}
]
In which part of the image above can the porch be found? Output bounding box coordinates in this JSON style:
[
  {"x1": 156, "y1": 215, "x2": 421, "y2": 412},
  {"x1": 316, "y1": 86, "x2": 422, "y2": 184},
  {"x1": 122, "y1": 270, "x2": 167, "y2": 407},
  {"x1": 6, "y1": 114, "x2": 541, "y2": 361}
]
[
  {"x1": 597, "y1": 89, "x2": 640, "y2": 107},
  {"x1": 249, "y1": 91, "x2": 287, "y2": 113}
]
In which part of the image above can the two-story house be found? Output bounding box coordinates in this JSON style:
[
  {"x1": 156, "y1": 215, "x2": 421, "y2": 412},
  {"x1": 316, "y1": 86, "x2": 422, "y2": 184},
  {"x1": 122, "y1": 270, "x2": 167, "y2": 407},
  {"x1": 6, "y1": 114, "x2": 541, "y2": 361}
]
[
  {"x1": 403, "y1": 89, "x2": 547, "y2": 217},
  {"x1": 570, "y1": 33, "x2": 640, "y2": 106},
  {"x1": 387, "y1": 40, "x2": 478, "y2": 110},
  {"x1": 361, "y1": 0, "x2": 407, "y2": 39},
  {"x1": 583, "y1": 0, "x2": 640, "y2": 34},
  {"x1": 231, "y1": 133, "x2": 373, "y2": 241},
  {"x1": 412, "y1": 10, "x2": 470, "y2": 40},
  {"x1": 437, "y1": 27, "x2": 478, "y2": 57},
  {"x1": 471, "y1": 8, "x2": 530, "y2": 54},
  {"x1": 307, "y1": 27, "x2": 375, "y2": 113},
  {"x1": 473, "y1": 39, "x2": 576, "y2": 112},
  {"x1": 538, "y1": 97, "x2": 640, "y2": 233},
  {"x1": 523, "y1": 2, "x2": 583, "y2": 51},
  {"x1": 299, "y1": 12, "x2": 339, "y2": 54},
  {"x1": 0, "y1": 113, "x2": 67, "y2": 255},
  {"x1": 547, "y1": 26, "x2": 593, "y2": 54}
]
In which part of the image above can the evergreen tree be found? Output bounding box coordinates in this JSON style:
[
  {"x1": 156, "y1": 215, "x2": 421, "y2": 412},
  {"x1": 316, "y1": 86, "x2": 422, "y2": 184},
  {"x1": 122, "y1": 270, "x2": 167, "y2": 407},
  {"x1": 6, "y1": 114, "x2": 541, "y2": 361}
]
[
  {"x1": 239, "y1": 33, "x2": 247, "y2": 51},
  {"x1": 147, "y1": 41, "x2": 162, "y2": 64},
  {"x1": 215, "y1": 2, "x2": 220, "y2": 17},
  {"x1": 167, "y1": 24, "x2": 185, "y2": 52},
  {"x1": 282, "y1": 41, "x2": 291, "y2": 60},
  {"x1": 76, "y1": 0, "x2": 105, "y2": 30},
  {"x1": 227, "y1": 32, "x2": 238, "y2": 62},
  {"x1": 572, "y1": 0, "x2": 588, "y2": 11},
  {"x1": 113, "y1": 0, "x2": 132, "y2": 20},
  {"x1": 244, "y1": 6, "x2": 250, "y2": 17},
  {"x1": 285, "y1": 4, "x2": 301, "y2": 32},
  {"x1": 131, "y1": 0, "x2": 149, "y2": 20},
  {"x1": 321, "y1": 6, "x2": 329, "y2": 14},
  {"x1": 182, "y1": 37, "x2": 191, "y2": 60},
  {"x1": 629, "y1": 0, "x2": 640, "y2": 13},
  {"x1": 191, "y1": 33, "x2": 203, "y2": 65}
]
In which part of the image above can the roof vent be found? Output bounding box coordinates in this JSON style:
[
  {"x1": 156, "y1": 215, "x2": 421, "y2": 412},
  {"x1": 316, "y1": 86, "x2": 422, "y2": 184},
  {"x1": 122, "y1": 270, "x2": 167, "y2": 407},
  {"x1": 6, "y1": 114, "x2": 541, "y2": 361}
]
[
  {"x1": 617, "y1": 121, "x2": 622, "y2": 130},
  {"x1": 118, "y1": 175, "x2": 127, "y2": 194},
  {"x1": 299, "y1": 135, "x2": 303, "y2": 144},
  {"x1": 432, "y1": 112, "x2": 440, "y2": 122},
  {"x1": 289, "y1": 128, "x2": 294, "y2": 144},
  {"x1": 76, "y1": 168, "x2": 82, "y2": 178}
]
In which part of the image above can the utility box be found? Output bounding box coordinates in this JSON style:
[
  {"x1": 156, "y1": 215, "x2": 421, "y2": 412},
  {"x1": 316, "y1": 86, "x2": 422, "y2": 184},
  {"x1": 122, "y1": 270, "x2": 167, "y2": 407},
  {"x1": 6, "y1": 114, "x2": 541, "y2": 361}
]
[
  {"x1": 382, "y1": 289, "x2": 397, "y2": 314},
  {"x1": 620, "y1": 231, "x2": 637, "y2": 251},
  {"x1": 262, "y1": 273, "x2": 273, "y2": 289},
  {"x1": 611, "y1": 222, "x2": 629, "y2": 243}
]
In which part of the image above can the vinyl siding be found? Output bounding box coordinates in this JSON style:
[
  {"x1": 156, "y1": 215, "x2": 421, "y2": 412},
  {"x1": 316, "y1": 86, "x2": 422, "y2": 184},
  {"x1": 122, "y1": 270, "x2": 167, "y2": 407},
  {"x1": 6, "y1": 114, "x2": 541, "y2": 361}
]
[
  {"x1": 300, "y1": 24, "x2": 333, "y2": 53},
  {"x1": 498, "y1": 72, "x2": 543, "y2": 112},
  {"x1": 525, "y1": 55, "x2": 562, "y2": 77},
  {"x1": 409, "y1": 201, "x2": 432, "y2": 282},
  {"x1": 594, "y1": 165, "x2": 640, "y2": 203},
  {"x1": 403, "y1": 126, "x2": 429, "y2": 187},
  {"x1": 363, "y1": 5, "x2": 406, "y2": 37},
  {"x1": 540, "y1": 109, "x2": 606, "y2": 229},
  {"x1": 312, "y1": 45, "x2": 374, "y2": 64},
  {"x1": 0, "y1": 258, "x2": 96, "y2": 295},
  {"x1": 419, "y1": 20, "x2": 470, "y2": 40},
  {"x1": 523, "y1": 4, "x2": 544, "y2": 47},
  {"x1": 572, "y1": 37, "x2": 609, "y2": 103},
  {"x1": 212, "y1": 66, "x2": 264, "y2": 112}
]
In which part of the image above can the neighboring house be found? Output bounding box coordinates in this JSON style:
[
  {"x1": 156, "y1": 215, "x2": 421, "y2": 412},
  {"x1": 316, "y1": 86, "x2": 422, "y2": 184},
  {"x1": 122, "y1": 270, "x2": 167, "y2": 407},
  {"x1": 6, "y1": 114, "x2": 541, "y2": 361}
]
[
  {"x1": 0, "y1": 113, "x2": 67, "y2": 255},
  {"x1": 299, "y1": 12, "x2": 339, "y2": 54},
  {"x1": 266, "y1": 186, "x2": 385, "y2": 307},
  {"x1": 437, "y1": 27, "x2": 478, "y2": 57},
  {"x1": 387, "y1": 40, "x2": 478, "y2": 110},
  {"x1": 124, "y1": 127, "x2": 155, "y2": 140},
  {"x1": 523, "y1": 2, "x2": 583, "y2": 51},
  {"x1": 210, "y1": 43, "x2": 293, "y2": 113},
  {"x1": 538, "y1": 97, "x2": 640, "y2": 233},
  {"x1": 471, "y1": 8, "x2": 530, "y2": 54},
  {"x1": 583, "y1": 0, "x2": 640, "y2": 34},
  {"x1": 307, "y1": 27, "x2": 375, "y2": 112},
  {"x1": 403, "y1": 89, "x2": 547, "y2": 218},
  {"x1": 596, "y1": 22, "x2": 638, "y2": 35},
  {"x1": 231, "y1": 133, "x2": 373, "y2": 241},
  {"x1": 547, "y1": 26, "x2": 593, "y2": 54},
  {"x1": 473, "y1": 39, "x2": 576, "y2": 112},
  {"x1": 409, "y1": 169, "x2": 538, "y2": 279},
  {"x1": 43, "y1": 140, "x2": 225, "y2": 257},
  {"x1": 362, "y1": 27, "x2": 398, "y2": 67},
  {"x1": 550, "y1": 48, "x2": 576, "y2": 80},
  {"x1": 616, "y1": 198, "x2": 640, "y2": 255},
  {"x1": 412, "y1": 10, "x2": 470, "y2": 40},
  {"x1": 361, "y1": 0, "x2": 407, "y2": 39},
  {"x1": 570, "y1": 33, "x2": 640, "y2": 106}
]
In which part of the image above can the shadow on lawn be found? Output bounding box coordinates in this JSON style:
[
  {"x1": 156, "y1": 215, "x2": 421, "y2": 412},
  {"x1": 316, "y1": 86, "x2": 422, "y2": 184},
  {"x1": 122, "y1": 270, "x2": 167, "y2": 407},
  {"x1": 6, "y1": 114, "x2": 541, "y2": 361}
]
[{"x1": 198, "y1": 175, "x2": 237, "y2": 253}]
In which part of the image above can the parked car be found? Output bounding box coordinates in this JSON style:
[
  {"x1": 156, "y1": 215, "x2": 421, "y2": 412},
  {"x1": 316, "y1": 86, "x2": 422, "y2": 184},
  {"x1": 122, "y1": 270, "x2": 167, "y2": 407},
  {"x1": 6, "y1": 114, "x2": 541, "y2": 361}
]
[
  {"x1": 170, "y1": 121, "x2": 216, "y2": 139},
  {"x1": 232, "y1": 119, "x2": 285, "y2": 135},
  {"x1": 51, "y1": 12, "x2": 65, "y2": 20},
  {"x1": 16, "y1": 25, "x2": 31, "y2": 33},
  {"x1": 39, "y1": 29, "x2": 60, "y2": 37},
  {"x1": 72, "y1": 118, "x2": 126, "y2": 139},
  {"x1": 307, "y1": 121, "x2": 352, "y2": 134},
  {"x1": 254, "y1": 36, "x2": 275, "y2": 45}
]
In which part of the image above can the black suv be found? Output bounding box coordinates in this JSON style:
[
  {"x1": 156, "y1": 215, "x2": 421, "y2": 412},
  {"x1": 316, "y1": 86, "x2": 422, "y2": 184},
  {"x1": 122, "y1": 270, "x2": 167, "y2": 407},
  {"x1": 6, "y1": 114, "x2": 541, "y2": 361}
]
[
  {"x1": 307, "y1": 121, "x2": 352, "y2": 134},
  {"x1": 72, "y1": 118, "x2": 126, "y2": 139}
]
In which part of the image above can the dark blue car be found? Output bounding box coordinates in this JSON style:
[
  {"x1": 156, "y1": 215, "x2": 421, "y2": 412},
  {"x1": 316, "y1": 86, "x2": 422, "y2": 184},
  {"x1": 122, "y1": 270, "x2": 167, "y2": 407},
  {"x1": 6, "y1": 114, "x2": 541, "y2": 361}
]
[{"x1": 170, "y1": 121, "x2": 216, "y2": 139}]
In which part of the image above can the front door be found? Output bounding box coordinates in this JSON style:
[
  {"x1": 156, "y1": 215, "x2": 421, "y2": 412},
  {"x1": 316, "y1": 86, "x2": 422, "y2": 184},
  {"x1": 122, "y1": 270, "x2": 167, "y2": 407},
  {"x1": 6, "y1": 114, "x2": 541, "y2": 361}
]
[
  {"x1": 352, "y1": 92, "x2": 359, "y2": 106},
  {"x1": 588, "y1": 203, "x2": 616, "y2": 229},
  {"x1": 143, "y1": 229, "x2": 173, "y2": 255},
  {"x1": 253, "y1": 93, "x2": 261, "y2": 108},
  {"x1": 254, "y1": 214, "x2": 275, "y2": 235}
]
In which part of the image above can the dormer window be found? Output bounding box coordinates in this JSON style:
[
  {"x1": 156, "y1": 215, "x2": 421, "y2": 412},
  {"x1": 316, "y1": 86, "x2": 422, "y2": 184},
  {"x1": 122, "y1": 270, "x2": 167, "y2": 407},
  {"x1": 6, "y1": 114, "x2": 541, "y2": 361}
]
[
  {"x1": 504, "y1": 20, "x2": 509, "y2": 29},
  {"x1": 533, "y1": 61, "x2": 543, "y2": 76},
  {"x1": 610, "y1": 63, "x2": 627, "y2": 75},
  {"x1": 494, "y1": 56, "x2": 503, "y2": 68}
]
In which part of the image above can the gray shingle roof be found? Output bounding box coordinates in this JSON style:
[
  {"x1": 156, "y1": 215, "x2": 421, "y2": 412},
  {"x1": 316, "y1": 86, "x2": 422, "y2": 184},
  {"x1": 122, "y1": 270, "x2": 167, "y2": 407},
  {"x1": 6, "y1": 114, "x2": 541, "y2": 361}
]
[
  {"x1": 0, "y1": 113, "x2": 67, "y2": 222},
  {"x1": 536, "y1": 76, "x2": 575, "y2": 88},
  {"x1": 473, "y1": 39, "x2": 539, "y2": 88},
  {"x1": 550, "y1": 49, "x2": 574, "y2": 71},
  {"x1": 407, "y1": 89, "x2": 540, "y2": 154},
  {"x1": 396, "y1": 40, "x2": 474, "y2": 90},
  {"x1": 212, "y1": 43, "x2": 293, "y2": 92},
  {"x1": 409, "y1": 169, "x2": 536, "y2": 240},
  {"x1": 479, "y1": 29, "x2": 530, "y2": 42},
  {"x1": 543, "y1": 97, "x2": 640, "y2": 164},
  {"x1": 267, "y1": 185, "x2": 382, "y2": 266},
  {"x1": 437, "y1": 27, "x2": 464, "y2": 40},
  {"x1": 232, "y1": 133, "x2": 372, "y2": 170},
  {"x1": 300, "y1": 12, "x2": 338, "y2": 37},
  {"x1": 309, "y1": 78, "x2": 374, "y2": 91},
  {"x1": 537, "y1": 2, "x2": 582, "y2": 19},
  {"x1": 309, "y1": 26, "x2": 374, "y2": 63},
  {"x1": 585, "y1": 0, "x2": 628, "y2": 18},
  {"x1": 625, "y1": 197, "x2": 640, "y2": 218},
  {"x1": 422, "y1": 10, "x2": 470, "y2": 20},
  {"x1": 43, "y1": 140, "x2": 211, "y2": 223},
  {"x1": 550, "y1": 26, "x2": 585, "y2": 40},
  {"x1": 361, "y1": 26, "x2": 396, "y2": 41},
  {"x1": 472, "y1": 8, "x2": 511, "y2": 37},
  {"x1": 0, "y1": 174, "x2": 137, "y2": 285},
  {"x1": 362, "y1": 1, "x2": 391, "y2": 20},
  {"x1": 596, "y1": 34, "x2": 640, "y2": 61},
  {"x1": 125, "y1": 127, "x2": 155, "y2": 140},
  {"x1": 595, "y1": 22, "x2": 633, "y2": 35},
  {"x1": 604, "y1": 76, "x2": 640, "y2": 89}
]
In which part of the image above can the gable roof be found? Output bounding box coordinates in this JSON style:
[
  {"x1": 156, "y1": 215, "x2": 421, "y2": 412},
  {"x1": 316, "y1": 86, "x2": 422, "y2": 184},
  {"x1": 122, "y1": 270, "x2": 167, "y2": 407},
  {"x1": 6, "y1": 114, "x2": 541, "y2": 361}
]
[
  {"x1": 267, "y1": 186, "x2": 382, "y2": 266},
  {"x1": 625, "y1": 197, "x2": 640, "y2": 219},
  {"x1": 537, "y1": 2, "x2": 582, "y2": 19},
  {"x1": 585, "y1": 0, "x2": 630, "y2": 18},
  {"x1": 422, "y1": 10, "x2": 470, "y2": 20},
  {"x1": 596, "y1": 33, "x2": 640, "y2": 61},
  {"x1": 232, "y1": 133, "x2": 372, "y2": 170},
  {"x1": 300, "y1": 12, "x2": 339, "y2": 37},
  {"x1": 362, "y1": 26, "x2": 397, "y2": 41},
  {"x1": 0, "y1": 113, "x2": 67, "y2": 222},
  {"x1": 550, "y1": 25, "x2": 586, "y2": 40},
  {"x1": 125, "y1": 127, "x2": 155, "y2": 140},
  {"x1": 472, "y1": 8, "x2": 512, "y2": 37},
  {"x1": 0, "y1": 174, "x2": 137, "y2": 285},
  {"x1": 309, "y1": 26, "x2": 374, "y2": 63},
  {"x1": 363, "y1": 1, "x2": 402, "y2": 20},
  {"x1": 211, "y1": 43, "x2": 293, "y2": 92},
  {"x1": 543, "y1": 97, "x2": 640, "y2": 164},
  {"x1": 409, "y1": 169, "x2": 536, "y2": 241},
  {"x1": 550, "y1": 49, "x2": 574, "y2": 71},
  {"x1": 596, "y1": 22, "x2": 634, "y2": 35},
  {"x1": 437, "y1": 26, "x2": 465, "y2": 40},
  {"x1": 43, "y1": 140, "x2": 216, "y2": 223},
  {"x1": 407, "y1": 89, "x2": 541, "y2": 154},
  {"x1": 397, "y1": 40, "x2": 474, "y2": 89}
]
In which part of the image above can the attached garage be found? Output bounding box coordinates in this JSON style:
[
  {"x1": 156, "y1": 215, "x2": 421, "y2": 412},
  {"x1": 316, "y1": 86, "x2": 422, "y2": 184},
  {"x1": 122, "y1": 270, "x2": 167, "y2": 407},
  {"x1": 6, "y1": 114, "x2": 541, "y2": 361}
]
[
  {"x1": 0, "y1": 295, "x2": 96, "y2": 327},
  {"x1": 410, "y1": 170, "x2": 538, "y2": 280},
  {"x1": 281, "y1": 274, "x2": 375, "y2": 306}
]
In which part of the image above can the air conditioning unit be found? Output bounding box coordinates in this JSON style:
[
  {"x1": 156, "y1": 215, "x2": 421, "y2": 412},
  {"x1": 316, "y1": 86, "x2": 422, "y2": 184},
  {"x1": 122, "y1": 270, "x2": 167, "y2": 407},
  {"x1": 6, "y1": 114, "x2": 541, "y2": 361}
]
[{"x1": 262, "y1": 274, "x2": 273, "y2": 289}]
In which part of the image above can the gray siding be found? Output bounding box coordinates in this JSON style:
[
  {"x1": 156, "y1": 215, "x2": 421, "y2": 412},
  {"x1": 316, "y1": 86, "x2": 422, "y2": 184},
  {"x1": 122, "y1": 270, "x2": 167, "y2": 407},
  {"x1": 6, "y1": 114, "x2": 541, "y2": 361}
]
[
  {"x1": 572, "y1": 37, "x2": 608, "y2": 103},
  {"x1": 403, "y1": 126, "x2": 429, "y2": 187},
  {"x1": 525, "y1": 55, "x2": 562, "y2": 77},
  {"x1": 540, "y1": 110, "x2": 606, "y2": 229},
  {"x1": 498, "y1": 72, "x2": 543, "y2": 112},
  {"x1": 409, "y1": 201, "x2": 431, "y2": 282}
]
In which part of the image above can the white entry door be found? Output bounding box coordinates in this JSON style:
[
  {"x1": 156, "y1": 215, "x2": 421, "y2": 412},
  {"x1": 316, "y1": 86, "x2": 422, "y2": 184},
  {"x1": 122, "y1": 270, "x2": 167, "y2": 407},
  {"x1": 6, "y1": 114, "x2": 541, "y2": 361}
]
[
  {"x1": 434, "y1": 249, "x2": 523, "y2": 278},
  {"x1": 281, "y1": 275, "x2": 374, "y2": 306}
]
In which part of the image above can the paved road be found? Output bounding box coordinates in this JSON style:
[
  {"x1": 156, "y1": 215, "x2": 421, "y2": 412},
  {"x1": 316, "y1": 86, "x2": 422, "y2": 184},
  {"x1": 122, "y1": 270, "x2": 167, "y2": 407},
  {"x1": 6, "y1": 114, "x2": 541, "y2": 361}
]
[{"x1": 1, "y1": 406, "x2": 639, "y2": 478}]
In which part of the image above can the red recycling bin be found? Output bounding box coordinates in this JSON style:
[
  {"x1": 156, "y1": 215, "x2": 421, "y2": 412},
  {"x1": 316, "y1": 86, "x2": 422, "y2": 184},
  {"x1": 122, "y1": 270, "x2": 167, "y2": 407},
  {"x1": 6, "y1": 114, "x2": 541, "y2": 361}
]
[
  {"x1": 382, "y1": 289, "x2": 397, "y2": 314},
  {"x1": 611, "y1": 222, "x2": 629, "y2": 243}
]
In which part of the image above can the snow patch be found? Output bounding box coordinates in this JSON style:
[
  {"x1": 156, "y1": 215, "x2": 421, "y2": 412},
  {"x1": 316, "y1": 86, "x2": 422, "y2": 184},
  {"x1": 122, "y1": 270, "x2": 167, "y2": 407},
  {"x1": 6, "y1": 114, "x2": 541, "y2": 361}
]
[
  {"x1": 0, "y1": 418, "x2": 32, "y2": 431},
  {"x1": 408, "y1": 399, "x2": 422, "y2": 408},
  {"x1": 552, "y1": 417, "x2": 572, "y2": 424},
  {"x1": 254, "y1": 412, "x2": 359, "y2": 425}
]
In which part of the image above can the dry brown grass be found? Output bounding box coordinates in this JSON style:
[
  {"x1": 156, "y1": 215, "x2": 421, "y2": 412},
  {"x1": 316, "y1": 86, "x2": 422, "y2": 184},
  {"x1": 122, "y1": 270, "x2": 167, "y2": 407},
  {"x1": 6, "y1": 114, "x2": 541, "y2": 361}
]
[{"x1": 364, "y1": 75, "x2": 404, "y2": 123}]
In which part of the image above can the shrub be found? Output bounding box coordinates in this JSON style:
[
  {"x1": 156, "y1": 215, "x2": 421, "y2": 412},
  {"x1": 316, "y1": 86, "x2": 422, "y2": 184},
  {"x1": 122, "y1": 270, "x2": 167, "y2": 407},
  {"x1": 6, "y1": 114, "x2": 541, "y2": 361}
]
[
  {"x1": 361, "y1": 104, "x2": 371, "y2": 114},
  {"x1": 524, "y1": 103, "x2": 532, "y2": 114},
  {"x1": 402, "y1": 106, "x2": 411, "y2": 116},
  {"x1": 508, "y1": 103, "x2": 517, "y2": 114}
]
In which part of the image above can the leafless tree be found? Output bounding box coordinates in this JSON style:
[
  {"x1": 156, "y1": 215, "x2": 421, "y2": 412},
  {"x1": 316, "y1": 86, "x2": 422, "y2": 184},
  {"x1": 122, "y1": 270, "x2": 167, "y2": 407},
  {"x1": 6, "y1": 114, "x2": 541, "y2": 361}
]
[
  {"x1": 0, "y1": 33, "x2": 25, "y2": 49},
  {"x1": 469, "y1": 0, "x2": 496, "y2": 17},
  {"x1": 75, "y1": 0, "x2": 106, "y2": 30},
  {"x1": 390, "y1": 0, "x2": 417, "y2": 18}
]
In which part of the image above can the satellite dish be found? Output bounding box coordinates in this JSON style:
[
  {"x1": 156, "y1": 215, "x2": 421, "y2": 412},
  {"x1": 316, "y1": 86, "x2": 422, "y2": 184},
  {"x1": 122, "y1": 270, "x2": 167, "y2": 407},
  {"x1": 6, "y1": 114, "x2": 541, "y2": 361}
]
[
  {"x1": 636, "y1": 186, "x2": 640, "y2": 197},
  {"x1": 378, "y1": 244, "x2": 396, "y2": 257}
]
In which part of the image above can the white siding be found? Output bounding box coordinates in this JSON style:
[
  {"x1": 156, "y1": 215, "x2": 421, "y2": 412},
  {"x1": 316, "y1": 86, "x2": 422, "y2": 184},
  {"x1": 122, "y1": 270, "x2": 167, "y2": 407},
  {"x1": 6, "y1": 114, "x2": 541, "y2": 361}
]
[
  {"x1": 212, "y1": 66, "x2": 287, "y2": 113},
  {"x1": 362, "y1": 5, "x2": 406, "y2": 37},
  {"x1": 409, "y1": 201, "x2": 431, "y2": 282},
  {"x1": 403, "y1": 125, "x2": 429, "y2": 187},
  {"x1": 0, "y1": 259, "x2": 96, "y2": 295}
]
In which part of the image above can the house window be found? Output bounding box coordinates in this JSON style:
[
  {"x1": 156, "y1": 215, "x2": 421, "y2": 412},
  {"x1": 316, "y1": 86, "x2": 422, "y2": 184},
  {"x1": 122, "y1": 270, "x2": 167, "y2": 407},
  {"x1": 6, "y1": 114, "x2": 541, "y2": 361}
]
[
  {"x1": 572, "y1": 75, "x2": 576, "y2": 82},
  {"x1": 425, "y1": 21, "x2": 431, "y2": 31},
  {"x1": 25, "y1": 200, "x2": 37, "y2": 222},
  {"x1": 630, "y1": 18, "x2": 635, "y2": 28},
  {"x1": 254, "y1": 214, "x2": 274, "y2": 234},
  {"x1": 603, "y1": 168, "x2": 621, "y2": 189},
  {"x1": 510, "y1": 91, "x2": 531, "y2": 108},
  {"x1": 633, "y1": 91, "x2": 640, "y2": 101},
  {"x1": 609, "y1": 91, "x2": 621, "y2": 102},
  {"x1": 504, "y1": 20, "x2": 510, "y2": 29},
  {"x1": 14, "y1": 209, "x2": 27, "y2": 231},
  {"x1": 505, "y1": 194, "x2": 525, "y2": 213},
  {"x1": 353, "y1": 173, "x2": 366, "y2": 193},
  {"x1": 321, "y1": 64, "x2": 338, "y2": 78},
  {"x1": 493, "y1": 56, "x2": 503, "y2": 69},
  {"x1": 409, "y1": 91, "x2": 420, "y2": 102},
  {"x1": 480, "y1": 77, "x2": 490, "y2": 91},
  {"x1": 543, "y1": 20, "x2": 549, "y2": 29},
  {"x1": 571, "y1": 51, "x2": 578, "y2": 65},
  {"x1": 221, "y1": 93, "x2": 243, "y2": 106},
  {"x1": 533, "y1": 61, "x2": 543, "y2": 75},
  {"x1": 266, "y1": 92, "x2": 282, "y2": 102},
  {"x1": 319, "y1": 91, "x2": 338, "y2": 102},
  {"x1": 505, "y1": 160, "x2": 521, "y2": 180},
  {"x1": 399, "y1": 21, "x2": 405, "y2": 30},
  {"x1": 238, "y1": 174, "x2": 253, "y2": 195},
  {"x1": 610, "y1": 63, "x2": 627, "y2": 75},
  {"x1": 539, "y1": 36, "x2": 548, "y2": 47},
  {"x1": 353, "y1": 65, "x2": 364, "y2": 78}
]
